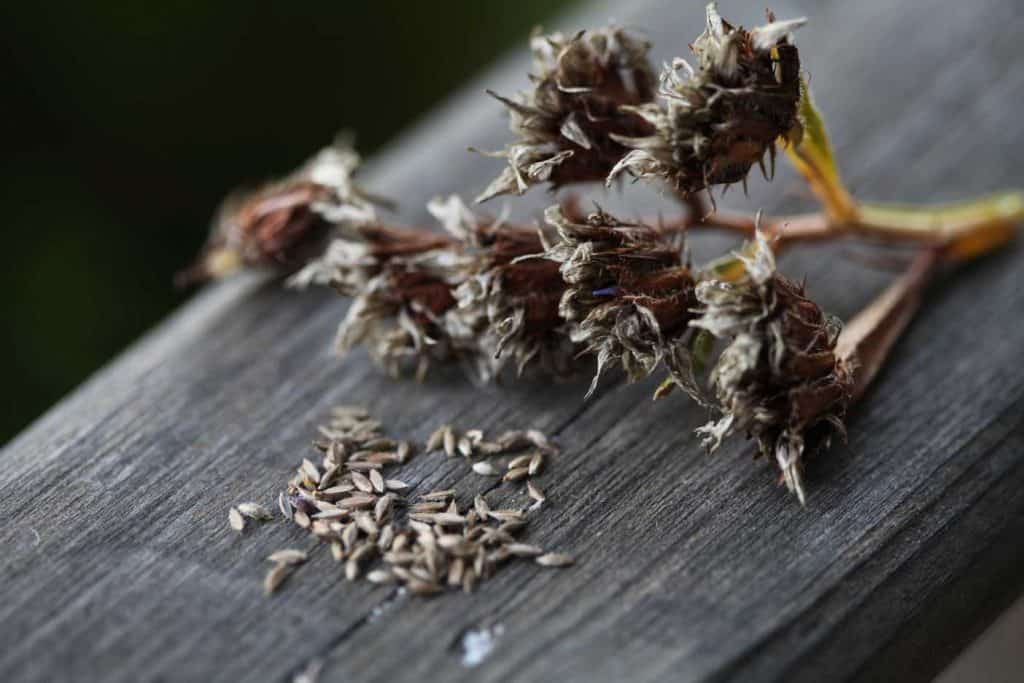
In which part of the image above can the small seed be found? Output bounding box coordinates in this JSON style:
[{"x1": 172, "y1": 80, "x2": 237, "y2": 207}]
[
  {"x1": 264, "y1": 564, "x2": 291, "y2": 595},
  {"x1": 367, "y1": 569, "x2": 394, "y2": 584},
  {"x1": 338, "y1": 494, "x2": 376, "y2": 509},
  {"x1": 507, "y1": 454, "x2": 532, "y2": 469},
  {"x1": 505, "y1": 543, "x2": 543, "y2": 557},
  {"x1": 527, "y1": 481, "x2": 546, "y2": 503},
  {"x1": 457, "y1": 437, "x2": 474, "y2": 457},
  {"x1": 237, "y1": 502, "x2": 273, "y2": 521},
  {"x1": 378, "y1": 524, "x2": 395, "y2": 551},
  {"x1": 385, "y1": 479, "x2": 409, "y2": 492},
  {"x1": 536, "y1": 552, "x2": 574, "y2": 567},
  {"x1": 422, "y1": 489, "x2": 455, "y2": 501},
  {"x1": 278, "y1": 492, "x2": 293, "y2": 521},
  {"x1": 528, "y1": 451, "x2": 544, "y2": 476},
  {"x1": 443, "y1": 426, "x2": 456, "y2": 457},
  {"x1": 426, "y1": 426, "x2": 446, "y2": 452},
  {"x1": 293, "y1": 510, "x2": 311, "y2": 529},
  {"x1": 350, "y1": 471, "x2": 374, "y2": 493},
  {"x1": 228, "y1": 507, "x2": 245, "y2": 532},
  {"x1": 503, "y1": 466, "x2": 529, "y2": 482},
  {"x1": 301, "y1": 459, "x2": 321, "y2": 484},
  {"x1": 489, "y1": 510, "x2": 524, "y2": 522},
  {"x1": 368, "y1": 469, "x2": 385, "y2": 494},
  {"x1": 267, "y1": 549, "x2": 308, "y2": 565},
  {"x1": 396, "y1": 441, "x2": 413, "y2": 463},
  {"x1": 374, "y1": 494, "x2": 392, "y2": 524},
  {"x1": 474, "y1": 494, "x2": 490, "y2": 519},
  {"x1": 472, "y1": 462, "x2": 500, "y2": 476},
  {"x1": 342, "y1": 522, "x2": 359, "y2": 551}
]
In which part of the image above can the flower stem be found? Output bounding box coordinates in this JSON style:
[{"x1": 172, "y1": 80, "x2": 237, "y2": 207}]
[{"x1": 835, "y1": 248, "x2": 939, "y2": 402}]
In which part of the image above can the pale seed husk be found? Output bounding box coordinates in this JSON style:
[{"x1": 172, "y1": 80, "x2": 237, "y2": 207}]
[
  {"x1": 237, "y1": 502, "x2": 274, "y2": 520},
  {"x1": 443, "y1": 426, "x2": 456, "y2": 457},
  {"x1": 503, "y1": 466, "x2": 529, "y2": 482},
  {"x1": 536, "y1": 552, "x2": 574, "y2": 567},
  {"x1": 472, "y1": 461, "x2": 500, "y2": 476},
  {"x1": 228, "y1": 507, "x2": 245, "y2": 532},
  {"x1": 267, "y1": 549, "x2": 308, "y2": 565},
  {"x1": 264, "y1": 564, "x2": 291, "y2": 595}
]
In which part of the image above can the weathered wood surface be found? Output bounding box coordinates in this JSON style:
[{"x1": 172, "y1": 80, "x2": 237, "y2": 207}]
[{"x1": 2, "y1": 0, "x2": 1023, "y2": 681}]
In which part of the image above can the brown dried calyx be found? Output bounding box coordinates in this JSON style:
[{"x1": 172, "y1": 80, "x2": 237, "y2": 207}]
[
  {"x1": 533, "y1": 205, "x2": 702, "y2": 400},
  {"x1": 609, "y1": 3, "x2": 805, "y2": 198},
  {"x1": 176, "y1": 139, "x2": 383, "y2": 286},
  {"x1": 691, "y1": 233, "x2": 852, "y2": 503},
  {"x1": 476, "y1": 25, "x2": 658, "y2": 203}
]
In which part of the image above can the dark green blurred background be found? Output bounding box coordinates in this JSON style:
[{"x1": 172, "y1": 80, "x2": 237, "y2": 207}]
[{"x1": 2, "y1": 1, "x2": 576, "y2": 444}]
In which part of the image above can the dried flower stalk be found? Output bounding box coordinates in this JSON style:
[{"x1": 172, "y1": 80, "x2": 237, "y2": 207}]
[{"x1": 181, "y1": 3, "x2": 1024, "y2": 503}]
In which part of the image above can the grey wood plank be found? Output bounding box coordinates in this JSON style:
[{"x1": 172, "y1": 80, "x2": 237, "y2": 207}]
[{"x1": 2, "y1": 0, "x2": 1023, "y2": 681}]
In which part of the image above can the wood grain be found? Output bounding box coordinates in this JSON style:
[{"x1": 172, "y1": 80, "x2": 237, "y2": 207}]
[{"x1": 2, "y1": 0, "x2": 1023, "y2": 681}]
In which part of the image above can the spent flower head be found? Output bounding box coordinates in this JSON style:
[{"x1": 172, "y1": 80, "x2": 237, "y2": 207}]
[
  {"x1": 178, "y1": 139, "x2": 381, "y2": 285},
  {"x1": 477, "y1": 26, "x2": 657, "y2": 203},
  {"x1": 691, "y1": 232, "x2": 852, "y2": 503},
  {"x1": 608, "y1": 3, "x2": 805, "y2": 197},
  {"x1": 536, "y1": 205, "x2": 702, "y2": 400}
]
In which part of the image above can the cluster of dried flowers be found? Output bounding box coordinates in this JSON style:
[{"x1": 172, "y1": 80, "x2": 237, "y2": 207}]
[
  {"x1": 192, "y1": 3, "x2": 1022, "y2": 504},
  {"x1": 236, "y1": 406, "x2": 572, "y2": 597}
]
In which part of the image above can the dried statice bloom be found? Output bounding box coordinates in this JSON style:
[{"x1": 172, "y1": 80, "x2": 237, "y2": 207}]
[
  {"x1": 608, "y1": 3, "x2": 805, "y2": 197},
  {"x1": 477, "y1": 26, "x2": 657, "y2": 203},
  {"x1": 177, "y1": 139, "x2": 382, "y2": 285},
  {"x1": 432, "y1": 196, "x2": 575, "y2": 381},
  {"x1": 535, "y1": 205, "x2": 701, "y2": 399},
  {"x1": 691, "y1": 233, "x2": 852, "y2": 503}
]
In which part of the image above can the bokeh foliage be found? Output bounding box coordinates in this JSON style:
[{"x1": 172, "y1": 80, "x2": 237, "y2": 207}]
[{"x1": 1, "y1": 1, "x2": 574, "y2": 443}]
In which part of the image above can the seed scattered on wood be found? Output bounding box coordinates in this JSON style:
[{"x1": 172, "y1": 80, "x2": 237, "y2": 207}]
[
  {"x1": 264, "y1": 564, "x2": 291, "y2": 595},
  {"x1": 367, "y1": 568, "x2": 394, "y2": 584},
  {"x1": 267, "y1": 549, "x2": 308, "y2": 565},
  {"x1": 505, "y1": 543, "x2": 543, "y2": 557},
  {"x1": 385, "y1": 478, "x2": 409, "y2": 491},
  {"x1": 293, "y1": 510, "x2": 311, "y2": 529},
  {"x1": 536, "y1": 553, "x2": 574, "y2": 567},
  {"x1": 350, "y1": 471, "x2": 374, "y2": 493},
  {"x1": 508, "y1": 454, "x2": 532, "y2": 470},
  {"x1": 528, "y1": 451, "x2": 544, "y2": 476},
  {"x1": 426, "y1": 425, "x2": 446, "y2": 452},
  {"x1": 237, "y1": 502, "x2": 273, "y2": 520},
  {"x1": 228, "y1": 507, "x2": 245, "y2": 532},
  {"x1": 503, "y1": 466, "x2": 529, "y2": 482},
  {"x1": 527, "y1": 481, "x2": 546, "y2": 503},
  {"x1": 396, "y1": 441, "x2": 412, "y2": 463},
  {"x1": 443, "y1": 426, "x2": 457, "y2": 457},
  {"x1": 278, "y1": 492, "x2": 293, "y2": 521},
  {"x1": 301, "y1": 459, "x2": 321, "y2": 484},
  {"x1": 423, "y1": 489, "x2": 455, "y2": 501},
  {"x1": 458, "y1": 436, "x2": 474, "y2": 457},
  {"x1": 472, "y1": 461, "x2": 500, "y2": 476}
]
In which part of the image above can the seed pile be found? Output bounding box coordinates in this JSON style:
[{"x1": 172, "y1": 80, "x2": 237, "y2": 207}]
[{"x1": 234, "y1": 406, "x2": 574, "y2": 597}]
